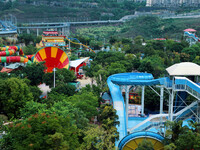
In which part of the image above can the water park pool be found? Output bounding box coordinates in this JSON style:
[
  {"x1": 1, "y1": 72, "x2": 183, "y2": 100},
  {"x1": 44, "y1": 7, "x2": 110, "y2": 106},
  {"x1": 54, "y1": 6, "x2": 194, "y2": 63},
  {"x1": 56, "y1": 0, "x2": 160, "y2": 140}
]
[{"x1": 128, "y1": 117, "x2": 146, "y2": 129}]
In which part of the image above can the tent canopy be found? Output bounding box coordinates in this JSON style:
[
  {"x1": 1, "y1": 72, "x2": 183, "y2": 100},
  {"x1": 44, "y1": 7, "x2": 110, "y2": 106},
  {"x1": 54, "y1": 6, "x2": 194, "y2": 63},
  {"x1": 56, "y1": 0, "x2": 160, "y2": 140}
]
[
  {"x1": 70, "y1": 57, "x2": 89, "y2": 68},
  {"x1": 166, "y1": 62, "x2": 200, "y2": 76},
  {"x1": 184, "y1": 28, "x2": 197, "y2": 32}
]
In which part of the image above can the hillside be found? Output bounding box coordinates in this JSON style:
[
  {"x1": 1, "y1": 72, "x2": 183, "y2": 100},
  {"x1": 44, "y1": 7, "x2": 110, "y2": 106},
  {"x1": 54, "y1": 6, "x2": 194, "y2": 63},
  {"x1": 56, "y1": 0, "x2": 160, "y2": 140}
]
[
  {"x1": 0, "y1": 0, "x2": 145, "y2": 22},
  {"x1": 74, "y1": 16, "x2": 200, "y2": 40}
]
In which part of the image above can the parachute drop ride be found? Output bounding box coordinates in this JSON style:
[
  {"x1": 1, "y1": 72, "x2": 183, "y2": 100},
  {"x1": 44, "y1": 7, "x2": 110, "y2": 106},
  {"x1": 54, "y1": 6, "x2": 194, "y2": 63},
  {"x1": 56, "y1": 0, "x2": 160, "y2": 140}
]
[{"x1": 34, "y1": 47, "x2": 69, "y2": 72}]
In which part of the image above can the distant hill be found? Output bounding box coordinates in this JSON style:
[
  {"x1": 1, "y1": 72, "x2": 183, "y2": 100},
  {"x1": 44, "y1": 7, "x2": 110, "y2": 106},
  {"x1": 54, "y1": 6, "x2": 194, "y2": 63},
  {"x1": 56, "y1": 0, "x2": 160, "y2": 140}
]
[
  {"x1": 74, "y1": 16, "x2": 200, "y2": 40},
  {"x1": 0, "y1": 0, "x2": 145, "y2": 23}
]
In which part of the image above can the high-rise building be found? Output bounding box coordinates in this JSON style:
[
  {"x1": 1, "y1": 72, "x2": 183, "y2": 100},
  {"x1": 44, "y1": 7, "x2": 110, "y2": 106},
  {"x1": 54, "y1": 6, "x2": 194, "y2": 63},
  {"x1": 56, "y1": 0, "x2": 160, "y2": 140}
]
[{"x1": 146, "y1": 0, "x2": 200, "y2": 7}]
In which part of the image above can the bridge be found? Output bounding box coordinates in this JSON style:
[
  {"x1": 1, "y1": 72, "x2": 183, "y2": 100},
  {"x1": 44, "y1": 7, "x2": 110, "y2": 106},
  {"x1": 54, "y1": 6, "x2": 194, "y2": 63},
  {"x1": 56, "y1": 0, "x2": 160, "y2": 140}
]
[
  {"x1": 17, "y1": 20, "x2": 123, "y2": 36},
  {"x1": 3, "y1": 12, "x2": 200, "y2": 36}
]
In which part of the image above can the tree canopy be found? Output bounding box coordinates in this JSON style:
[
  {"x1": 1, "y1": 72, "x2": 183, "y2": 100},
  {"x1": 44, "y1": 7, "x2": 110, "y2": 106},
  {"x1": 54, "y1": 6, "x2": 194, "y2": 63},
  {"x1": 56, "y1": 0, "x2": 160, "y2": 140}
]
[{"x1": 0, "y1": 78, "x2": 33, "y2": 118}]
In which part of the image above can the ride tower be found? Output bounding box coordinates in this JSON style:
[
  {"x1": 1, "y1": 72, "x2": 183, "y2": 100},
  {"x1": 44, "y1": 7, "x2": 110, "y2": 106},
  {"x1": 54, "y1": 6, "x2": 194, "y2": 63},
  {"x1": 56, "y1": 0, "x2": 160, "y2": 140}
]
[{"x1": 107, "y1": 62, "x2": 200, "y2": 150}]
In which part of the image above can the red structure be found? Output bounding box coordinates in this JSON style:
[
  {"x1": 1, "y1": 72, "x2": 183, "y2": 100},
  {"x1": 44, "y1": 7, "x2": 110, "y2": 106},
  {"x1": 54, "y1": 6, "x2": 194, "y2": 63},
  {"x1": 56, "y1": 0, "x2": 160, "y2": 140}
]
[
  {"x1": 34, "y1": 47, "x2": 69, "y2": 72},
  {"x1": 70, "y1": 57, "x2": 89, "y2": 79},
  {"x1": 122, "y1": 92, "x2": 141, "y2": 104},
  {"x1": 153, "y1": 38, "x2": 166, "y2": 41}
]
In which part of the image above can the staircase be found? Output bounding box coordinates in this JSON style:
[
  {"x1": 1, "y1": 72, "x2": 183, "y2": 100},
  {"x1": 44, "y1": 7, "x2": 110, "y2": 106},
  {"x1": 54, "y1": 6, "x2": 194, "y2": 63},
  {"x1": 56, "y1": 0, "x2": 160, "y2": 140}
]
[
  {"x1": 174, "y1": 77, "x2": 200, "y2": 100},
  {"x1": 128, "y1": 77, "x2": 200, "y2": 133}
]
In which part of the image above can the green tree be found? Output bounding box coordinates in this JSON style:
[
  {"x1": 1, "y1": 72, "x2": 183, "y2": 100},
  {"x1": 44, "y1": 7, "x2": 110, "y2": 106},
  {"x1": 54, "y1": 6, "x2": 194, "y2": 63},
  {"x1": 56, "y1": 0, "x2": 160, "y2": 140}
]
[
  {"x1": 137, "y1": 139, "x2": 154, "y2": 150},
  {"x1": 138, "y1": 55, "x2": 165, "y2": 78},
  {"x1": 143, "y1": 87, "x2": 160, "y2": 112},
  {"x1": 0, "y1": 78, "x2": 33, "y2": 118},
  {"x1": 29, "y1": 85, "x2": 42, "y2": 102},
  {"x1": 50, "y1": 84, "x2": 76, "y2": 97},
  {"x1": 0, "y1": 72, "x2": 9, "y2": 79},
  {"x1": 109, "y1": 36, "x2": 118, "y2": 44},
  {"x1": 34, "y1": 35, "x2": 42, "y2": 44},
  {"x1": 44, "y1": 92, "x2": 68, "y2": 107},
  {"x1": 66, "y1": 92, "x2": 98, "y2": 120},
  {"x1": 193, "y1": 56, "x2": 200, "y2": 65},
  {"x1": 107, "y1": 62, "x2": 126, "y2": 75},
  {"x1": 1, "y1": 113, "x2": 80, "y2": 150},
  {"x1": 134, "y1": 36, "x2": 144, "y2": 45},
  {"x1": 98, "y1": 104, "x2": 119, "y2": 130},
  {"x1": 18, "y1": 33, "x2": 35, "y2": 46},
  {"x1": 43, "y1": 68, "x2": 76, "y2": 87},
  {"x1": 80, "y1": 125, "x2": 117, "y2": 150},
  {"x1": 164, "y1": 143, "x2": 176, "y2": 150},
  {"x1": 13, "y1": 62, "x2": 46, "y2": 86},
  {"x1": 175, "y1": 130, "x2": 200, "y2": 150},
  {"x1": 80, "y1": 84, "x2": 102, "y2": 103},
  {"x1": 23, "y1": 45, "x2": 38, "y2": 55},
  {"x1": 20, "y1": 100, "x2": 89, "y2": 129},
  {"x1": 164, "y1": 120, "x2": 186, "y2": 144},
  {"x1": 89, "y1": 40, "x2": 103, "y2": 49},
  {"x1": 94, "y1": 65, "x2": 109, "y2": 90}
]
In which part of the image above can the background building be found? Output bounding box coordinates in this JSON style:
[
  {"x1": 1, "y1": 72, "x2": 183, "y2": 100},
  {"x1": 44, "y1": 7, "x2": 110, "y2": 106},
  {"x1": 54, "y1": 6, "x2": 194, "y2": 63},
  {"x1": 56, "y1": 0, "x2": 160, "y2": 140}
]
[{"x1": 146, "y1": 0, "x2": 200, "y2": 7}]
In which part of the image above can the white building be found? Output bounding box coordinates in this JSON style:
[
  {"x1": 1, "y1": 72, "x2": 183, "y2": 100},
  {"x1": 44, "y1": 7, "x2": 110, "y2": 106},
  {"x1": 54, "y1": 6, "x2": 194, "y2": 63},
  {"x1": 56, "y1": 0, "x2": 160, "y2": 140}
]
[{"x1": 146, "y1": 0, "x2": 200, "y2": 7}]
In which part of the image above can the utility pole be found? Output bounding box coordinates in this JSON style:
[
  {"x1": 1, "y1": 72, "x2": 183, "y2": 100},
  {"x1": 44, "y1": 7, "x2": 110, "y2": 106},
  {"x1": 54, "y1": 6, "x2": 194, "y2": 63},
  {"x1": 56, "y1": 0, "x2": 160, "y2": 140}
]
[{"x1": 53, "y1": 67, "x2": 56, "y2": 88}]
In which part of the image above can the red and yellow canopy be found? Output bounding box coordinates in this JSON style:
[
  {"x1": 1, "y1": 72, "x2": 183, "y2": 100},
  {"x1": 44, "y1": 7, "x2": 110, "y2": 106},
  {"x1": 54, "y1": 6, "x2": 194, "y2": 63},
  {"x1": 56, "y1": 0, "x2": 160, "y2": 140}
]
[{"x1": 34, "y1": 47, "x2": 69, "y2": 72}]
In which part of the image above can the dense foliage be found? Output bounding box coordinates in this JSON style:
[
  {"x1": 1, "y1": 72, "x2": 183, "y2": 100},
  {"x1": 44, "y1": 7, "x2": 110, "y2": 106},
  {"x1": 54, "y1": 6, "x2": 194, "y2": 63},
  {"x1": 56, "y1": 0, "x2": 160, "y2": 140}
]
[
  {"x1": 164, "y1": 120, "x2": 200, "y2": 150},
  {"x1": 0, "y1": 78, "x2": 33, "y2": 118},
  {"x1": 1, "y1": 13, "x2": 200, "y2": 149},
  {"x1": 75, "y1": 16, "x2": 200, "y2": 40},
  {"x1": 1, "y1": 113, "x2": 80, "y2": 150},
  {"x1": 0, "y1": 0, "x2": 145, "y2": 22}
]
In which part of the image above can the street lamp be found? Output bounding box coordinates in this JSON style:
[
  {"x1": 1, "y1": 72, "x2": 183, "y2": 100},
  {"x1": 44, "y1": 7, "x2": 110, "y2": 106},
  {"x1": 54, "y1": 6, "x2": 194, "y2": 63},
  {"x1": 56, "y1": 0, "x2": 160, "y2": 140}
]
[{"x1": 53, "y1": 68, "x2": 57, "y2": 88}]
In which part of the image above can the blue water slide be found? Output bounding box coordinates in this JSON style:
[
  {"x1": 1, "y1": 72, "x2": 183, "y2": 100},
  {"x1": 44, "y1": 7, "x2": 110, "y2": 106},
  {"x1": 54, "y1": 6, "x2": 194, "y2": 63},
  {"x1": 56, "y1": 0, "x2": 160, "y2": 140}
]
[
  {"x1": 107, "y1": 76, "x2": 127, "y2": 146},
  {"x1": 184, "y1": 31, "x2": 199, "y2": 41},
  {"x1": 108, "y1": 73, "x2": 200, "y2": 149},
  {"x1": 107, "y1": 73, "x2": 168, "y2": 147},
  {"x1": 110, "y1": 73, "x2": 161, "y2": 86},
  {"x1": 118, "y1": 131, "x2": 164, "y2": 150}
]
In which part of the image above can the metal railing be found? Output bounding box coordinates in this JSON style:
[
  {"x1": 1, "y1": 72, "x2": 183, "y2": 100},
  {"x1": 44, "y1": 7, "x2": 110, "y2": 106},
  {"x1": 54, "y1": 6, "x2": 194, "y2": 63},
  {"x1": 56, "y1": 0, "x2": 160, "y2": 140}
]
[
  {"x1": 174, "y1": 77, "x2": 200, "y2": 100},
  {"x1": 128, "y1": 114, "x2": 168, "y2": 133},
  {"x1": 127, "y1": 77, "x2": 200, "y2": 133},
  {"x1": 128, "y1": 101, "x2": 198, "y2": 133}
]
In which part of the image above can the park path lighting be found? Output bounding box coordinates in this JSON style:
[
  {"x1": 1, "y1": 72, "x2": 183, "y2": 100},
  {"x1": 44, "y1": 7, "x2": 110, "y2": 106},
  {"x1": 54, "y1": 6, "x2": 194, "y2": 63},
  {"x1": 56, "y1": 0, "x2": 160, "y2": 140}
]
[{"x1": 53, "y1": 67, "x2": 57, "y2": 88}]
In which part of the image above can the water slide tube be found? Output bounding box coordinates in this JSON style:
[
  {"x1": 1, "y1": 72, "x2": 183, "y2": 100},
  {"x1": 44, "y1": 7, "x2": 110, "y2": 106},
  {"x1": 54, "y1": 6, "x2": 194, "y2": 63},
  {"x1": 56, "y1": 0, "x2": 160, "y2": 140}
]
[
  {"x1": 0, "y1": 49, "x2": 15, "y2": 56},
  {"x1": 0, "y1": 46, "x2": 24, "y2": 56},
  {"x1": 107, "y1": 73, "x2": 165, "y2": 148},
  {"x1": 0, "y1": 56, "x2": 32, "y2": 65},
  {"x1": 0, "y1": 46, "x2": 33, "y2": 64},
  {"x1": 65, "y1": 37, "x2": 96, "y2": 53},
  {"x1": 184, "y1": 31, "x2": 200, "y2": 42},
  {"x1": 118, "y1": 131, "x2": 164, "y2": 150},
  {"x1": 108, "y1": 73, "x2": 200, "y2": 149},
  {"x1": 0, "y1": 46, "x2": 34, "y2": 60}
]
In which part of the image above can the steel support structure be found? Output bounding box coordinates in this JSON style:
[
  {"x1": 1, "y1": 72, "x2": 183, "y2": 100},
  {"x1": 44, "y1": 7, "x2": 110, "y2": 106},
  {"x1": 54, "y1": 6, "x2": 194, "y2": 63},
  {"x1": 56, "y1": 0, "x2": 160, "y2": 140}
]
[
  {"x1": 125, "y1": 85, "x2": 129, "y2": 130},
  {"x1": 141, "y1": 86, "x2": 145, "y2": 116},
  {"x1": 160, "y1": 86, "x2": 164, "y2": 114},
  {"x1": 197, "y1": 102, "x2": 200, "y2": 123}
]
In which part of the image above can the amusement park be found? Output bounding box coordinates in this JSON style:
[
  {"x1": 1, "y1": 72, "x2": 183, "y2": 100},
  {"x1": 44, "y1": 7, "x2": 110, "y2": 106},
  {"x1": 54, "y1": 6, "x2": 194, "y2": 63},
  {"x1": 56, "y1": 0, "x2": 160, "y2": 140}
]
[{"x1": 1, "y1": 9, "x2": 200, "y2": 150}]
